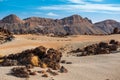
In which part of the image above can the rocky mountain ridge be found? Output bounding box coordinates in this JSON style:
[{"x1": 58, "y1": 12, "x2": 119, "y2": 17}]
[{"x1": 0, "y1": 14, "x2": 120, "y2": 35}]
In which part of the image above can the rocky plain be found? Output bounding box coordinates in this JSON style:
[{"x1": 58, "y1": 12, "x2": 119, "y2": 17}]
[
  {"x1": 0, "y1": 14, "x2": 120, "y2": 80},
  {"x1": 0, "y1": 33, "x2": 120, "y2": 80}
]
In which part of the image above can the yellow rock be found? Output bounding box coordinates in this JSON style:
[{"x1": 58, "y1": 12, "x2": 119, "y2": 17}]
[
  {"x1": 0, "y1": 54, "x2": 3, "y2": 58},
  {"x1": 30, "y1": 56, "x2": 39, "y2": 67},
  {"x1": 0, "y1": 59, "x2": 3, "y2": 63},
  {"x1": 0, "y1": 54, "x2": 4, "y2": 63},
  {"x1": 40, "y1": 62, "x2": 47, "y2": 68},
  {"x1": 41, "y1": 63, "x2": 47, "y2": 68}
]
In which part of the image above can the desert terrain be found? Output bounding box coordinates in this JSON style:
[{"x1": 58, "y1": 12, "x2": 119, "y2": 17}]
[{"x1": 0, "y1": 34, "x2": 120, "y2": 80}]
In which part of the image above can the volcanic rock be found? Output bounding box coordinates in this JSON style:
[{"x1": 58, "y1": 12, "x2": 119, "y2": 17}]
[
  {"x1": 113, "y1": 27, "x2": 119, "y2": 34},
  {"x1": 0, "y1": 28, "x2": 14, "y2": 44},
  {"x1": 47, "y1": 69, "x2": 59, "y2": 76},
  {"x1": 71, "y1": 40, "x2": 120, "y2": 57},
  {"x1": 29, "y1": 71, "x2": 38, "y2": 75},
  {"x1": 0, "y1": 46, "x2": 62, "y2": 70},
  {"x1": 42, "y1": 73, "x2": 49, "y2": 77},
  {"x1": 11, "y1": 67, "x2": 30, "y2": 78},
  {"x1": 61, "y1": 60, "x2": 66, "y2": 64},
  {"x1": 1, "y1": 59, "x2": 18, "y2": 66},
  {"x1": 60, "y1": 66, "x2": 68, "y2": 73}
]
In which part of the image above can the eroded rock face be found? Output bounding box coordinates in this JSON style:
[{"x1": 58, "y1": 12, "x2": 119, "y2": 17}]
[
  {"x1": 0, "y1": 46, "x2": 62, "y2": 70},
  {"x1": 0, "y1": 28, "x2": 14, "y2": 44}
]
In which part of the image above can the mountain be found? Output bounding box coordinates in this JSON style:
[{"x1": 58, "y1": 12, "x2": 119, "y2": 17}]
[
  {"x1": 0, "y1": 14, "x2": 120, "y2": 35},
  {"x1": 94, "y1": 20, "x2": 120, "y2": 34},
  {"x1": 1, "y1": 14, "x2": 23, "y2": 23}
]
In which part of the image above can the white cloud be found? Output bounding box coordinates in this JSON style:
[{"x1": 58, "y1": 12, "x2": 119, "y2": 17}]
[
  {"x1": 38, "y1": 3, "x2": 120, "y2": 14},
  {"x1": 89, "y1": 0, "x2": 104, "y2": 2},
  {"x1": 67, "y1": 0, "x2": 86, "y2": 4},
  {"x1": 67, "y1": 0, "x2": 104, "y2": 3},
  {"x1": 46, "y1": 12, "x2": 59, "y2": 16}
]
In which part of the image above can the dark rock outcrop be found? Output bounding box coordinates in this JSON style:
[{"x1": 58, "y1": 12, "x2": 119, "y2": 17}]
[
  {"x1": 112, "y1": 27, "x2": 120, "y2": 34},
  {"x1": 70, "y1": 40, "x2": 120, "y2": 56},
  {"x1": 0, "y1": 28, "x2": 14, "y2": 44},
  {"x1": 11, "y1": 67, "x2": 30, "y2": 78},
  {"x1": 0, "y1": 46, "x2": 62, "y2": 70}
]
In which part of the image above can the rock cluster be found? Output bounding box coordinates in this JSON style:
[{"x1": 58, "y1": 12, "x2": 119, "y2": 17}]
[
  {"x1": 11, "y1": 65, "x2": 67, "y2": 78},
  {"x1": 112, "y1": 27, "x2": 120, "y2": 34},
  {"x1": 0, "y1": 46, "x2": 62, "y2": 70},
  {"x1": 70, "y1": 40, "x2": 120, "y2": 56},
  {"x1": 11, "y1": 67, "x2": 30, "y2": 78},
  {"x1": 0, "y1": 28, "x2": 14, "y2": 44}
]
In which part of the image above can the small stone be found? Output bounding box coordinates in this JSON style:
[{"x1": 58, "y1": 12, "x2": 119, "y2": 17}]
[
  {"x1": 60, "y1": 66, "x2": 68, "y2": 73},
  {"x1": 66, "y1": 62, "x2": 72, "y2": 64},
  {"x1": 26, "y1": 64, "x2": 34, "y2": 69},
  {"x1": 42, "y1": 73, "x2": 49, "y2": 77},
  {"x1": 61, "y1": 60, "x2": 66, "y2": 64},
  {"x1": 47, "y1": 69, "x2": 58, "y2": 76},
  {"x1": 38, "y1": 70, "x2": 46, "y2": 74},
  {"x1": 30, "y1": 71, "x2": 37, "y2": 75}
]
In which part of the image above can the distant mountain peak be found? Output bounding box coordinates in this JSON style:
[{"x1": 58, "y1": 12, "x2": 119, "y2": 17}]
[
  {"x1": 62, "y1": 14, "x2": 82, "y2": 20},
  {"x1": 1, "y1": 14, "x2": 23, "y2": 23}
]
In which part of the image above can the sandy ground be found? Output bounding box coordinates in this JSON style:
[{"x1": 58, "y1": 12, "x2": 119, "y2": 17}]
[
  {"x1": 0, "y1": 34, "x2": 120, "y2": 55},
  {"x1": 0, "y1": 34, "x2": 120, "y2": 80}
]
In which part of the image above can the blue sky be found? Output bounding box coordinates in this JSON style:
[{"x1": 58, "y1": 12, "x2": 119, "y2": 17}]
[{"x1": 0, "y1": 0, "x2": 120, "y2": 23}]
